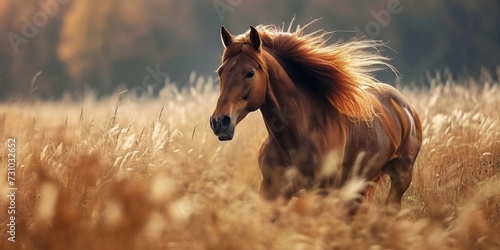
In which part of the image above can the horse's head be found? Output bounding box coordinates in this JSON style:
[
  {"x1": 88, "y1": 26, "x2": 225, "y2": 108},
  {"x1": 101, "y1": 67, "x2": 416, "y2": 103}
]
[{"x1": 210, "y1": 26, "x2": 267, "y2": 141}]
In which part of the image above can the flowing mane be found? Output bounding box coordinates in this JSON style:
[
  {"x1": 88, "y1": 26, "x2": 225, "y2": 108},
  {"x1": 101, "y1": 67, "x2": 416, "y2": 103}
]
[{"x1": 222, "y1": 22, "x2": 396, "y2": 121}]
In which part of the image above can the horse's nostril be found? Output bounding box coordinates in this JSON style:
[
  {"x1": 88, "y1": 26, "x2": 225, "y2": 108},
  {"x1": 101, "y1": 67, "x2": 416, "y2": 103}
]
[
  {"x1": 220, "y1": 116, "x2": 231, "y2": 127},
  {"x1": 210, "y1": 115, "x2": 231, "y2": 134}
]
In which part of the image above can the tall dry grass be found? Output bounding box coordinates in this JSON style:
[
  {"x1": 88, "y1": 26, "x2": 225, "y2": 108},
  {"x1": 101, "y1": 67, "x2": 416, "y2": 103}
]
[{"x1": 1, "y1": 70, "x2": 499, "y2": 249}]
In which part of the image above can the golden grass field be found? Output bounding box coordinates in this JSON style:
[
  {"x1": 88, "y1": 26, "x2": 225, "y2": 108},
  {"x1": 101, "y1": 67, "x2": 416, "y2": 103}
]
[{"x1": 1, "y1": 70, "x2": 499, "y2": 249}]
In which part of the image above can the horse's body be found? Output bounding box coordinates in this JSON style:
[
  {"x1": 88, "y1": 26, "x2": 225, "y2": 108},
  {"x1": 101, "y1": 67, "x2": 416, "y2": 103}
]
[{"x1": 210, "y1": 23, "x2": 422, "y2": 214}]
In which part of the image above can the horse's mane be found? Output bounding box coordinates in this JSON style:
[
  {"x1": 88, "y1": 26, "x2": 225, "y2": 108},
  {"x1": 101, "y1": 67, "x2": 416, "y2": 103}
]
[{"x1": 223, "y1": 21, "x2": 396, "y2": 122}]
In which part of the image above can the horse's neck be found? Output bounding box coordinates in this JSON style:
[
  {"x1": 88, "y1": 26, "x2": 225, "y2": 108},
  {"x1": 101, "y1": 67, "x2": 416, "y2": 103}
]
[{"x1": 259, "y1": 51, "x2": 329, "y2": 150}]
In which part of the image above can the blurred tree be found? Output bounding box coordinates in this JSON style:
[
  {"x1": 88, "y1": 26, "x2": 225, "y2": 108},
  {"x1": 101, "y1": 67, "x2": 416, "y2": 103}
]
[
  {"x1": 0, "y1": 0, "x2": 71, "y2": 99},
  {"x1": 58, "y1": 0, "x2": 194, "y2": 96}
]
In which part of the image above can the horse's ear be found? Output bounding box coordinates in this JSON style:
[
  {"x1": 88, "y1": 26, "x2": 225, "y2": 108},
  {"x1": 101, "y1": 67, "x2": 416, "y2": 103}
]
[
  {"x1": 220, "y1": 26, "x2": 233, "y2": 48},
  {"x1": 249, "y1": 26, "x2": 261, "y2": 52}
]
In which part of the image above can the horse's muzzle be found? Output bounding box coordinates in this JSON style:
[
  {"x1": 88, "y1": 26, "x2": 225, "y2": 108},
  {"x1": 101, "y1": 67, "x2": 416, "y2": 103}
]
[{"x1": 210, "y1": 115, "x2": 234, "y2": 141}]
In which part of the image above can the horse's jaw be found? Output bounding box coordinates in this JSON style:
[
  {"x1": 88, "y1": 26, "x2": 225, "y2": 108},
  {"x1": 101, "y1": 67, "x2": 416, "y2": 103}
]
[{"x1": 216, "y1": 127, "x2": 235, "y2": 141}]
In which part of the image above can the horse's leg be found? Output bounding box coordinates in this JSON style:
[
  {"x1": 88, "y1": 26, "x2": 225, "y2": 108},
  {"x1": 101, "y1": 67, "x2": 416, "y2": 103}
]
[
  {"x1": 382, "y1": 157, "x2": 414, "y2": 215},
  {"x1": 258, "y1": 168, "x2": 294, "y2": 222},
  {"x1": 258, "y1": 180, "x2": 289, "y2": 222}
]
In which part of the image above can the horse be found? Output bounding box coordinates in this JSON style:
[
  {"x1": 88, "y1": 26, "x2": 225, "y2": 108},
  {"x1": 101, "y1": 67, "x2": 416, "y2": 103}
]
[{"x1": 209, "y1": 22, "x2": 422, "y2": 216}]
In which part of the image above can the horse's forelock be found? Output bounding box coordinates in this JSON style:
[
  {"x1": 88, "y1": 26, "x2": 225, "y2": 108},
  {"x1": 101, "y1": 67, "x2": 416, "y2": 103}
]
[{"x1": 222, "y1": 43, "x2": 267, "y2": 72}]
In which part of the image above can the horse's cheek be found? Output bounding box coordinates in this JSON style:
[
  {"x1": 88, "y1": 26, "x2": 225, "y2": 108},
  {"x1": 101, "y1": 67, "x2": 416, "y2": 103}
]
[{"x1": 244, "y1": 87, "x2": 264, "y2": 111}]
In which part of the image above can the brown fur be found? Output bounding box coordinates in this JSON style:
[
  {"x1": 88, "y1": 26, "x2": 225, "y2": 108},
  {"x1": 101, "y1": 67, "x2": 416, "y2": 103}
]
[{"x1": 211, "y1": 22, "x2": 422, "y2": 218}]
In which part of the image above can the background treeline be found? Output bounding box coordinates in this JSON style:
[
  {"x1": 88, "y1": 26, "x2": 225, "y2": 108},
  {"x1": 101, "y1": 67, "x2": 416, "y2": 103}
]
[{"x1": 0, "y1": 0, "x2": 498, "y2": 100}]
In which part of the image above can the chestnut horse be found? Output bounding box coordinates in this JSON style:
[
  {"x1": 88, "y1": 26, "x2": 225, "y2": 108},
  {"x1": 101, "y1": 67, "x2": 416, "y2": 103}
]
[{"x1": 210, "y1": 23, "x2": 422, "y2": 215}]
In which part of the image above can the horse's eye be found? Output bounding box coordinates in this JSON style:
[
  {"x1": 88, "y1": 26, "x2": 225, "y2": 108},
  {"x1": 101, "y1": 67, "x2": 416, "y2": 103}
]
[{"x1": 245, "y1": 71, "x2": 255, "y2": 79}]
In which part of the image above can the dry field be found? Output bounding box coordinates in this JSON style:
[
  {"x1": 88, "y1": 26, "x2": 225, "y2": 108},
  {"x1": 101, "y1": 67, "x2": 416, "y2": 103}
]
[{"x1": 1, "y1": 70, "x2": 499, "y2": 250}]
